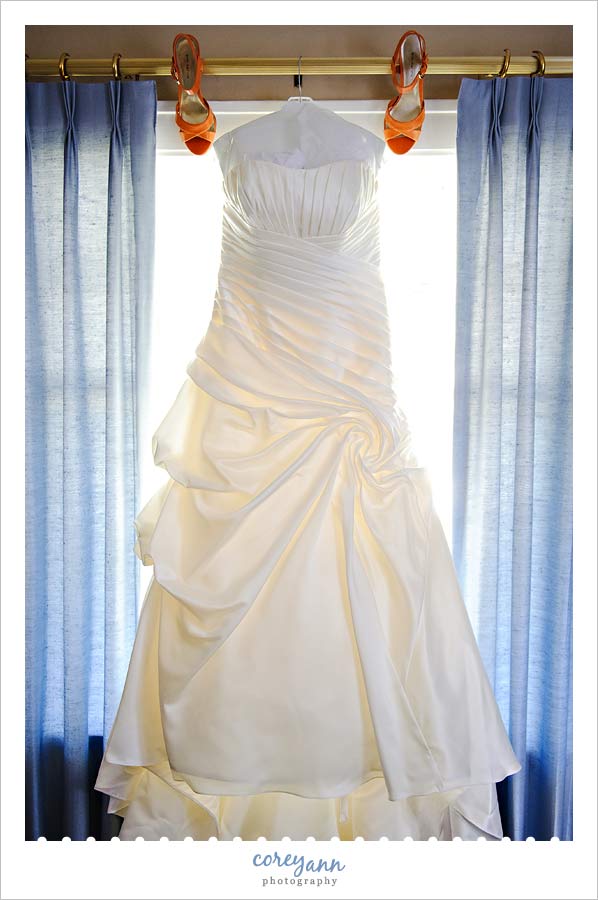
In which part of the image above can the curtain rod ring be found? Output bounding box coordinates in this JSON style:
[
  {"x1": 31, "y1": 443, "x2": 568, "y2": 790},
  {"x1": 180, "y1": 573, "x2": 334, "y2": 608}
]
[
  {"x1": 498, "y1": 48, "x2": 511, "y2": 78},
  {"x1": 112, "y1": 53, "x2": 123, "y2": 81},
  {"x1": 479, "y1": 48, "x2": 510, "y2": 79},
  {"x1": 530, "y1": 50, "x2": 546, "y2": 77},
  {"x1": 58, "y1": 52, "x2": 71, "y2": 81}
]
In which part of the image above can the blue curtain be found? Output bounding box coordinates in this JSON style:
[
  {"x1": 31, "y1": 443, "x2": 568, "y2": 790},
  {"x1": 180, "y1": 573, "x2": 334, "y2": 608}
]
[
  {"x1": 453, "y1": 76, "x2": 573, "y2": 840},
  {"x1": 25, "y1": 81, "x2": 157, "y2": 840}
]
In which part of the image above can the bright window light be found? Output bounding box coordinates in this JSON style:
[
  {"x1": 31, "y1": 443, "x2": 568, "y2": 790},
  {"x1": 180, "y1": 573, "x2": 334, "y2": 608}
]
[
  {"x1": 378, "y1": 149, "x2": 457, "y2": 542},
  {"x1": 142, "y1": 102, "x2": 457, "y2": 606}
]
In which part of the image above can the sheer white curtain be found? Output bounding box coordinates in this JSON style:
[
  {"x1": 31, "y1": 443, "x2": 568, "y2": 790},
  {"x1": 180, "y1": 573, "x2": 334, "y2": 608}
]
[{"x1": 144, "y1": 100, "x2": 457, "y2": 603}]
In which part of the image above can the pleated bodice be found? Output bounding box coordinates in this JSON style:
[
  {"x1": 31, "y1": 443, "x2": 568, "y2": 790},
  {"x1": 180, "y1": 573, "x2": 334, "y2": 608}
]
[{"x1": 201, "y1": 155, "x2": 402, "y2": 434}]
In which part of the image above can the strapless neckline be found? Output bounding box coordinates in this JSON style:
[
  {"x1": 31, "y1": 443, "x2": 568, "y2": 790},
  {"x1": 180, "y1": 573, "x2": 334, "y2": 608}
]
[{"x1": 222, "y1": 155, "x2": 379, "y2": 183}]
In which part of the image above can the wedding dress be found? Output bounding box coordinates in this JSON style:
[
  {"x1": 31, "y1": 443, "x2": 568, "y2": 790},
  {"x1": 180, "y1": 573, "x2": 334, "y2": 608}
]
[{"x1": 94, "y1": 98, "x2": 521, "y2": 840}]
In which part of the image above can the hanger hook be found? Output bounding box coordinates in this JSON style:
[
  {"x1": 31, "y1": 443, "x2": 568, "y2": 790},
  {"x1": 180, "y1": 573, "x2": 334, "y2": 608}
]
[
  {"x1": 59, "y1": 52, "x2": 71, "y2": 81},
  {"x1": 112, "y1": 52, "x2": 122, "y2": 81},
  {"x1": 530, "y1": 50, "x2": 546, "y2": 77},
  {"x1": 297, "y1": 55, "x2": 302, "y2": 100}
]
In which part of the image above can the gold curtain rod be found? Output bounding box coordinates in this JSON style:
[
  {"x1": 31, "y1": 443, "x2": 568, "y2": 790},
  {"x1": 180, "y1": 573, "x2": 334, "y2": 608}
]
[{"x1": 25, "y1": 53, "x2": 572, "y2": 80}]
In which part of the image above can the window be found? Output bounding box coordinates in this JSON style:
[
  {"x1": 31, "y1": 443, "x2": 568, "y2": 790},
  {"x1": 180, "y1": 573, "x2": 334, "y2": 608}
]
[{"x1": 142, "y1": 100, "x2": 457, "y2": 604}]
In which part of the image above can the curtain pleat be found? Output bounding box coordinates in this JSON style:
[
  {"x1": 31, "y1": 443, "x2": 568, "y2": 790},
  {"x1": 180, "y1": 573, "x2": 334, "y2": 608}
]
[
  {"x1": 25, "y1": 80, "x2": 157, "y2": 840},
  {"x1": 453, "y1": 76, "x2": 573, "y2": 840}
]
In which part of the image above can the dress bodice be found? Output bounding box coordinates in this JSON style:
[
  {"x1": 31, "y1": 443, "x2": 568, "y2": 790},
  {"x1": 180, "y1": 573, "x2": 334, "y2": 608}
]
[
  {"x1": 221, "y1": 157, "x2": 380, "y2": 243},
  {"x1": 212, "y1": 100, "x2": 385, "y2": 249}
]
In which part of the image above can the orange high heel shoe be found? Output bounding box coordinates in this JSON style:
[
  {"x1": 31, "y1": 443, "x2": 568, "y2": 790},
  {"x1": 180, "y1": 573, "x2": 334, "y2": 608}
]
[
  {"x1": 171, "y1": 32, "x2": 217, "y2": 155},
  {"x1": 384, "y1": 30, "x2": 429, "y2": 155}
]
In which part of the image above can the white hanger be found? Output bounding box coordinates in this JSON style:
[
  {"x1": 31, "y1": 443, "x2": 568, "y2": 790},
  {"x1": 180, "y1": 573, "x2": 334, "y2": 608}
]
[{"x1": 286, "y1": 55, "x2": 313, "y2": 103}]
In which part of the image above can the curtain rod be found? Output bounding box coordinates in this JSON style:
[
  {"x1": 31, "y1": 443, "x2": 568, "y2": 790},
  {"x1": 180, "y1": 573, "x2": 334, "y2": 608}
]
[{"x1": 25, "y1": 53, "x2": 572, "y2": 80}]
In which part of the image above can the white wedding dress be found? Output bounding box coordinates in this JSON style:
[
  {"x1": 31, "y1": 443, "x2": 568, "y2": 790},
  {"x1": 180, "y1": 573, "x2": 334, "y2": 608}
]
[{"x1": 95, "y1": 99, "x2": 521, "y2": 840}]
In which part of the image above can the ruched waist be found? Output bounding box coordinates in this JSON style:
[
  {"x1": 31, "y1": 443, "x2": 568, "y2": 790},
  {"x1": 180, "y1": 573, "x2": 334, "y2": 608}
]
[{"x1": 206, "y1": 210, "x2": 397, "y2": 416}]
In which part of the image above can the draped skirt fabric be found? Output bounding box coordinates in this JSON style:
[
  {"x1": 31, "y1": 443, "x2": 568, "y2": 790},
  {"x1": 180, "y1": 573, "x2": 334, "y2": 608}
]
[{"x1": 95, "y1": 157, "x2": 521, "y2": 839}]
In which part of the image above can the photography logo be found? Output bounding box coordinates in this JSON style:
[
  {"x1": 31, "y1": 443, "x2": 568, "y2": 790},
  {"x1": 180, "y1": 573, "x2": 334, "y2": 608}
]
[{"x1": 253, "y1": 850, "x2": 346, "y2": 888}]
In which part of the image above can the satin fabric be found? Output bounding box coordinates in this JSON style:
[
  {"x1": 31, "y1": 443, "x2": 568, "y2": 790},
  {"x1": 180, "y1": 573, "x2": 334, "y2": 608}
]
[
  {"x1": 213, "y1": 98, "x2": 386, "y2": 177},
  {"x1": 95, "y1": 150, "x2": 521, "y2": 840}
]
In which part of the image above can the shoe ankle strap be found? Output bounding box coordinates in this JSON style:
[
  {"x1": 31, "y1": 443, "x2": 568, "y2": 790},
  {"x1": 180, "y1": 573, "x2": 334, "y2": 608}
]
[{"x1": 391, "y1": 33, "x2": 428, "y2": 95}]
